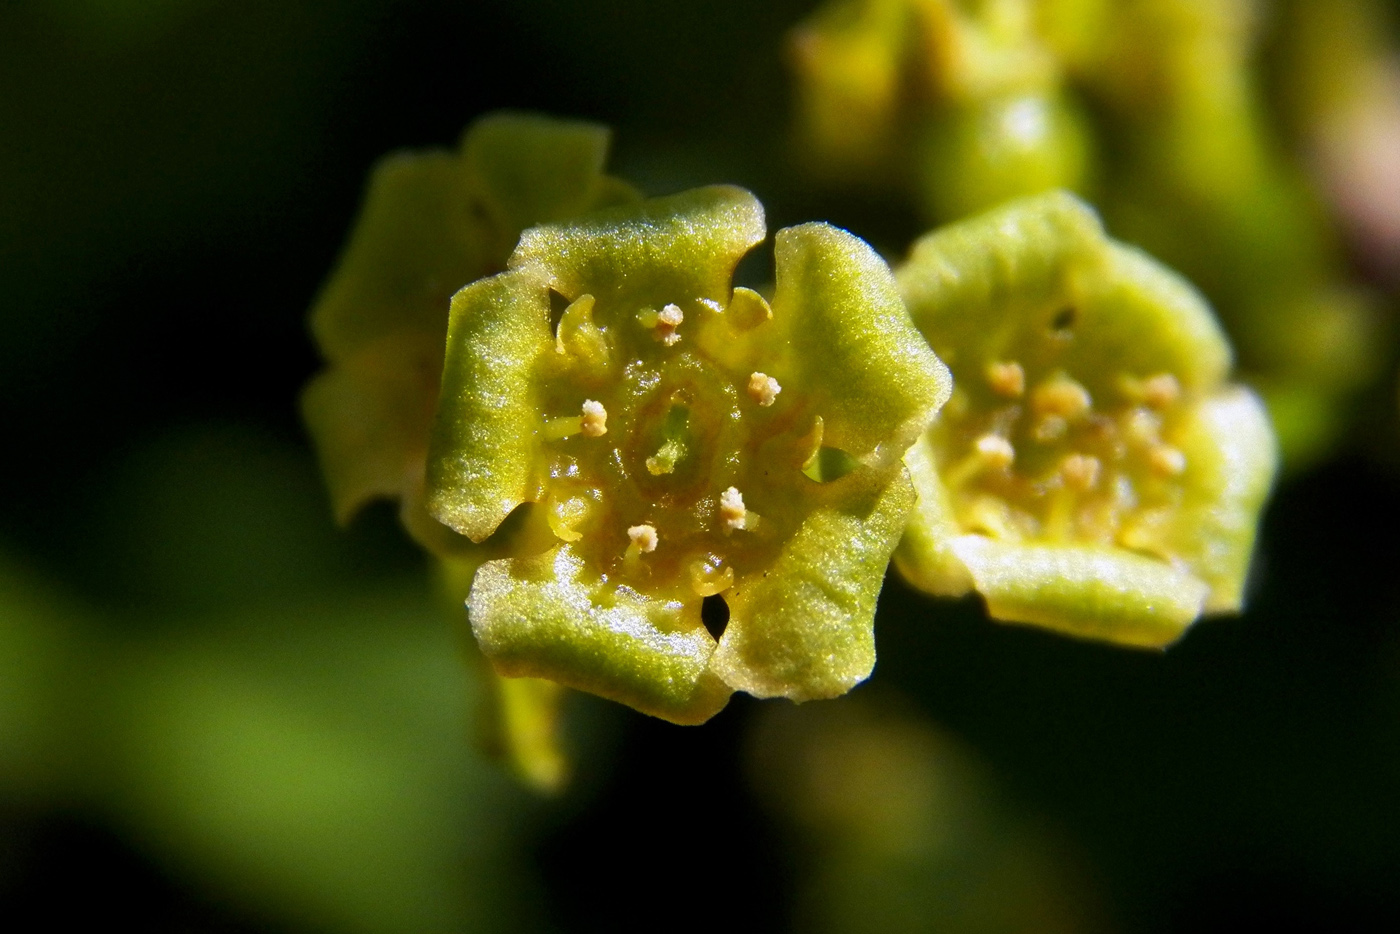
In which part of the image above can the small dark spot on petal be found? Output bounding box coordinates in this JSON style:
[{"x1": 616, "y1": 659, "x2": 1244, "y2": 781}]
[{"x1": 1050, "y1": 306, "x2": 1077, "y2": 332}]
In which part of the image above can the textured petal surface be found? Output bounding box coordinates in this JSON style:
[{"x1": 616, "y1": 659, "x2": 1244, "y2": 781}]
[
  {"x1": 469, "y1": 546, "x2": 731, "y2": 725},
  {"x1": 462, "y1": 113, "x2": 615, "y2": 244},
  {"x1": 427, "y1": 268, "x2": 553, "y2": 541},
  {"x1": 897, "y1": 190, "x2": 1107, "y2": 344},
  {"x1": 1167, "y1": 386, "x2": 1278, "y2": 611},
  {"x1": 894, "y1": 191, "x2": 1274, "y2": 644},
  {"x1": 301, "y1": 334, "x2": 441, "y2": 526},
  {"x1": 770, "y1": 223, "x2": 951, "y2": 467},
  {"x1": 950, "y1": 536, "x2": 1208, "y2": 647},
  {"x1": 511, "y1": 185, "x2": 765, "y2": 306},
  {"x1": 419, "y1": 184, "x2": 953, "y2": 719},
  {"x1": 892, "y1": 433, "x2": 972, "y2": 597},
  {"x1": 901, "y1": 193, "x2": 1230, "y2": 393},
  {"x1": 712, "y1": 471, "x2": 915, "y2": 701},
  {"x1": 310, "y1": 151, "x2": 487, "y2": 363}
]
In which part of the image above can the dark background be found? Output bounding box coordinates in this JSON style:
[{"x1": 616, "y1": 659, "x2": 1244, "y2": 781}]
[{"x1": 3, "y1": 1, "x2": 1400, "y2": 931}]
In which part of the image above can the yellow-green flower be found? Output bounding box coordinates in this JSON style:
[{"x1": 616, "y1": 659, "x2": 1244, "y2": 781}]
[
  {"x1": 788, "y1": 0, "x2": 1386, "y2": 467},
  {"x1": 300, "y1": 112, "x2": 636, "y2": 556},
  {"x1": 788, "y1": 0, "x2": 1092, "y2": 221},
  {"x1": 894, "y1": 191, "x2": 1276, "y2": 647},
  {"x1": 425, "y1": 186, "x2": 951, "y2": 724},
  {"x1": 1081, "y1": 0, "x2": 1385, "y2": 468},
  {"x1": 300, "y1": 112, "x2": 637, "y2": 791}
]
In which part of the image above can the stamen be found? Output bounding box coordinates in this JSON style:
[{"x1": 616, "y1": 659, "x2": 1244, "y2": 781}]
[
  {"x1": 961, "y1": 495, "x2": 1019, "y2": 540},
  {"x1": 1121, "y1": 407, "x2": 1161, "y2": 446},
  {"x1": 1031, "y1": 375, "x2": 1092, "y2": 420},
  {"x1": 1032, "y1": 415, "x2": 1068, "y2": 443},
  {"x1": 655, "y1": 303, "x2": 684, "y2": 346},
  {"x1": 1148, "y1": 444, "x2": 1187, "y2": 477},
  {"x1": 543, "y1": 416, "x2": 582, "y2": 440},
  {"x1": 747, "y1": 372, "x2": 782, "y2": 407},
  {"x1": 1060, "y1": 453, "x2": 1101, "y2": 491},
  {"x1": 725, "y1": 287, "x2": 773, "y2": 330},
  {"x1": 975, "y1": 434, "x2": 1016, "y2": 469},
  {"x1": 1142, "y1": 373, "x2": 1181, "y2": 409},
  {"x1": 627, "y1": 524, "x2": 658, "y2": 553},
  {"x1": 547, "y1": 495, "x2": 590, "y2": 542},
  {"x1": 719, "y1": 487, "x2": 748, "y2": 530},
  {"x1": 986, "y1": 360, "x2": 1026, "y2": 398},
  {"x1": 944, "y1": 434, "x2": 1015, "y2": 487},
  {"x1": 688, "y1": 557, "x2": 735, "y2": 597},
  {"x1": 580, "y1": 400, "x2": 608, "y2": 437},
  {"x1": 646, "y1": 439, "x2": 686, "y2": 475}
]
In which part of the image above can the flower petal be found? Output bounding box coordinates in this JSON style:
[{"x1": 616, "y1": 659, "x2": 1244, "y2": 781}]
[
  {"x1": 1167, "y1": 386, "x2": 1277, "y2": 612},
  {"x1": 892, "y1": 432, "x2": 973, "y2": 596},
  {"x1": 300, "y1": 334, "x2": 441, "y2": 526},
  {"x1": 770, "y1": 223, "x2": 952, "y2": 468},
  {"x1": 900, "y1": 192, "x2": 1231, "y2": 395},
  {"x1": 468, "y1": 545, "x2": 732, "y2": 725},
  {"x1": 462, "y1": 112, "x2": 619, "y2": 243},
  {"x1": 427, "y1": 267, "x2": 553, "y2": 541},
  {"x1": 310, "y1": 151, "x2": 490, "y2": 362},
  {"x1": 1075, "y1": 242, "x2": 1232, "y2": 393},
  {"x1": 896, "y1": 190, "x2": 1107, "y2": 349},
  {"x1": 948, "y1": 535, "x2": 1208, "y2": 648},
  {"x1": 510, "y1": 185, "x2": 765, "y2": 307},
  {"x1": 710, "y1": 470, "x2": 915, "y2": 701}
]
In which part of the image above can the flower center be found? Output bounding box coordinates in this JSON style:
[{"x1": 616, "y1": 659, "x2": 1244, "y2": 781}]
[
  {"x1": 533, "y1": 289, "x2": 798, "y2": 600},
  {"x1": 934, "y1": 351, "x2": 1191, "y2": 561}
]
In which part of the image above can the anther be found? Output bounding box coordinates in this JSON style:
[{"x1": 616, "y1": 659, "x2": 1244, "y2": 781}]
[
  {"x1": 1122, "y1": 407, "x2": 1161, "y2": 446},
  {"x1": 747, "y1": 372, "x2": 782, "y2": 407},
  {"x1": 719, "y1": 487, "x2": 748, "y2": 530},
  {"x1": 580, "y1": 400, "x2": 608, "y2": 437},
  {"x1": 1032, "y1": 375, "x2": 1092, "y2": 420},
  {"x1": 655, "y1": 303, "x2": 684, "y2": 346},
  {"x1": 1148, "y1": 445, "x2": 1187, "y2": 477},
  {"x1": 975, "y1": 434, "x2": 1016, "y2": 469},
  {"x1": 627, "y1": 524, "x2": 658, "y2": 553},
  {"x1": 1060, "y1": 453, "x2": 1102, "y2": 491},
  {"x1": 986, "y1": 361, "x2": 1026, "y2": 398},
  {"x1": 1142, "y1": 373, "x2": 1181, "y2": 409},
  {"x1": 1032, "y1": 415, "x2": 1068, "y2": 443}
]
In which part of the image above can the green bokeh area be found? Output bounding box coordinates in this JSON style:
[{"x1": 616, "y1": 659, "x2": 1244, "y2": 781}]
[{"x1": 3, "y1": 1, "x2": 1400, "y2": 932}]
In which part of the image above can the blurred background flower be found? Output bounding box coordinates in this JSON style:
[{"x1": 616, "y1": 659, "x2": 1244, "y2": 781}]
[{"x1": 4, "y1": 1, "x2": 1400, "y2": 931}]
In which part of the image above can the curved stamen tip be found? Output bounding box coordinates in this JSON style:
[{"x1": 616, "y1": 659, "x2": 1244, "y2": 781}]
[
  {"x1": 627, "y1": 523, "x2": 658, "y2": 553},
  {"x1": 975, "y1": 434, "x2": 1016, "y2": 469},
  {"x1": 1032, "y1": 376, "x2": 1092, "y2": 420},
  {"x1": 580, "y1": 399, "x2": 608, "y2": 437},
  {"x1": 1060, "y1": 453, "x2": 1101, "y2": 491},
  {"x1": 1148, "y1": 444, "x2": 1187, "y2": 477},
  {"x1": 1142, "y1": 373, "x2": 1181, "y2": 409},
  {"x1": 986, "y1": 360, "x2": 1026, "y2": 398},
  {"x1": 719, "y1": 486, "x2": 748, "y2": 530},
  {"x1": 656, "y1": 303, "x2": 684, "y2": 346},
  {"x1": 747, "y1": 372, "x2": 782, "y2": 407}
]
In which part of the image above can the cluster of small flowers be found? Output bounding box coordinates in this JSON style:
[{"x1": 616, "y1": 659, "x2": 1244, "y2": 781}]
[{"x1": 304, "y1": 113, "x2": 1275, "y2": 735}]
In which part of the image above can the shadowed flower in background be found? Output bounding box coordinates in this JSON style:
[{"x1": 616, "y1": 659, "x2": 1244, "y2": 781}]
[
  {"x1": 1269, "y1": 0, "x2": 1400, "y2": 285},
  {"x1": 301, "y1": 112, "x2": 638, "y2": 560},
  {"x1": 301, "y1": 113, "x2": 639, "y2": 790}
]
